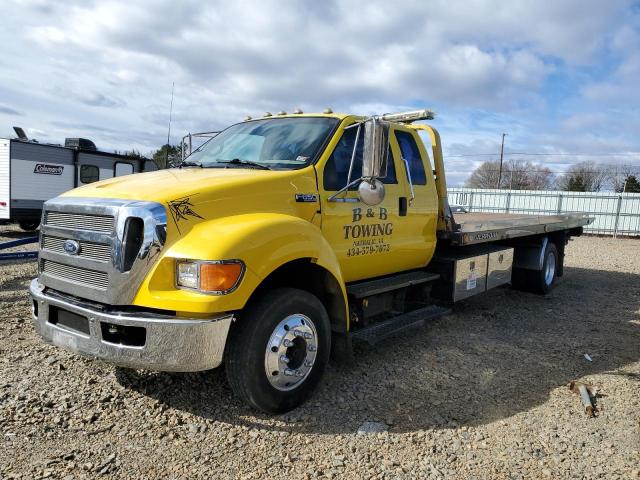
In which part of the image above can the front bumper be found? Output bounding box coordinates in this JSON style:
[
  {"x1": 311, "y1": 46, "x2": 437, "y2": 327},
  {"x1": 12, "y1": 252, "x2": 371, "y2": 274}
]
[{"x1": 29, "y1": 279, "x2": 233, "y2": 372}]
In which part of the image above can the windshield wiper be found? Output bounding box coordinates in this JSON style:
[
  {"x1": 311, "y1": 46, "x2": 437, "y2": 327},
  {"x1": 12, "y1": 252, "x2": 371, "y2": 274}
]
[
  {"x1": 217, "y1": 158, "x2": 271, "y2": 170},
  {"x1": 176, "y1": 160, "x2": 202, "y2": 168}
]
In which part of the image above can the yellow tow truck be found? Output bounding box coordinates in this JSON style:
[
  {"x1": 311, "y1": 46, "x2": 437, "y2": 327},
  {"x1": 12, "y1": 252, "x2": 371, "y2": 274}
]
[{"x1": 30, "y1": 109, "x2": 592, "y2": 412}]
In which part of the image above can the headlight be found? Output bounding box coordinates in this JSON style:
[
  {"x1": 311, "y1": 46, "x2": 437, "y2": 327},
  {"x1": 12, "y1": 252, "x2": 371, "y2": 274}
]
[
  {"x1": 176, "y1": 260, "x2": 244, "y2": 294},
  {"x1": 176, "y1": 261, "x2": 199, "y2": 289}
]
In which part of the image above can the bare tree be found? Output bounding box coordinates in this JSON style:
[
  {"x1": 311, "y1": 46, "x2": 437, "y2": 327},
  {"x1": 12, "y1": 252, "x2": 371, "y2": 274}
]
[
  {"x1": 556, "y1": 161, "x2": 609, "y2": 192},
  {"x1": 465, "y1": 159, "x2": 554, "y2": 190},
  {"x1": 526, "y1": 164, "x2": 554, "y2": 190},
  {"x1": 608, "y1": 164, "x2": 640, "y2": 192},
  {"x1": 465, "y1": 160, "x2": 502, "y2": 189},
  {"x1": 502, "y1": 160, "x2": 531, "y2": 189}
]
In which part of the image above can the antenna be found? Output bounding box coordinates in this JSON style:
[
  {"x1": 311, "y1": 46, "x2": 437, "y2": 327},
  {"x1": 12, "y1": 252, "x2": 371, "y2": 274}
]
[{"x1": 166, "y1": 81, "x2": 175, "y2": 166}]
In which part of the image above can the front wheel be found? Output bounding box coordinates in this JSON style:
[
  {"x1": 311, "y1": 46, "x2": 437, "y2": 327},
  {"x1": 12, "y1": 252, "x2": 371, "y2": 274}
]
[{"x1": 225, "y1": 287, "x2": 331, "y2": 413}]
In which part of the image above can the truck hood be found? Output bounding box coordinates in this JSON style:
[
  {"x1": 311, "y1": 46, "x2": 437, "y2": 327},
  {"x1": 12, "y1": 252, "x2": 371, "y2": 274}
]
[
  {"x1": 64, "y1": 167, "x2": 282, "y2": 202},
  {"x1": 62, "y1": 166, "x2": 320, "y2": 233}
]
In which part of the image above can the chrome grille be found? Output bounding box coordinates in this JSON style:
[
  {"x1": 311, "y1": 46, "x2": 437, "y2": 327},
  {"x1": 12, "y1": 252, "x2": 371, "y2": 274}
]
[
  {"x1": 45, "y1": 211, "x2": 114, "y2": 233},
  {"x1": 41, "y1": 235, "x2": 111, "y2": 263},
  {"x1": 38, "y1": 198, "x2": 167, "y2": 304},
  {"x1": 41, "y1": 260, "x2": 109, "y2": 290}
]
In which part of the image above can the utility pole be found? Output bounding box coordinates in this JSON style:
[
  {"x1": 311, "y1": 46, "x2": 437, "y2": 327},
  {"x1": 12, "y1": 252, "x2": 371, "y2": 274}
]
[{"x1": 497, "y1": 132, "x2": 507, "y2": 188}]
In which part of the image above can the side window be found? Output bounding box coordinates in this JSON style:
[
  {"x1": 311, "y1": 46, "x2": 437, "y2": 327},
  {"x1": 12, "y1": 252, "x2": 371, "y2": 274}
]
[
  {"x1": 395, "y1": 131, "x2": 427, "y2": 185},
  {"x1": 80, "y1": 165, "x2": 99, "y2": 184},
  {"x1": 323, "y1": 126, "x2": 397, "y2": 191},
  {"x1": 114, "y1": 162, "x2": 134, "y2": 177}
]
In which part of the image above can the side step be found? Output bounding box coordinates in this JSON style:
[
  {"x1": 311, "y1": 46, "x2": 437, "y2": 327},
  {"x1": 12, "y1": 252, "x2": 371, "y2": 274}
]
[
  {"x1": 350, "y1": 305, "x2": 451, "y2": 345},
  {"x1": 346, "y1": 271, "x2": 440, "y2": 299}
]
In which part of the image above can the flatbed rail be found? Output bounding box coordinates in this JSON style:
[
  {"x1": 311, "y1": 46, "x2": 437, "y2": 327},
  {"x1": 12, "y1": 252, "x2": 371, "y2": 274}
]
[{"x1": 442, "y1": 212, "x2": 594, "y2": 246}]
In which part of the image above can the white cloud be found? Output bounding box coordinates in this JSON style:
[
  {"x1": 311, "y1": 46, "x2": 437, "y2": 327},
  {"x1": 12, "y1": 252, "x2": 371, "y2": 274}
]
[{"x1": 0, "y1": 0, "x2": 638, "y2": 187}]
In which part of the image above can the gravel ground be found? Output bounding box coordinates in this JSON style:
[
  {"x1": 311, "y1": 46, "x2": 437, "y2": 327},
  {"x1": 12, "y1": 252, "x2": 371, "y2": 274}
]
[{"x1": 1, "y1": 224, "x2": 639, "y2": 479}]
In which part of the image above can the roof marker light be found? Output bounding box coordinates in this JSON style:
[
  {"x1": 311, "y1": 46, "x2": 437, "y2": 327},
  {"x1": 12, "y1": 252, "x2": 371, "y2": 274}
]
[{"x1": 380, "y1": 109, "x2": 436, "y2": 123}]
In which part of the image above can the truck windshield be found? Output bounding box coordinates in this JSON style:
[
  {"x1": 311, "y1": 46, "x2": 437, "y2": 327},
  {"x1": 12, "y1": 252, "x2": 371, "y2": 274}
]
[{"x1": 187, "y1": 117, "x2": 339, "y2": 170}]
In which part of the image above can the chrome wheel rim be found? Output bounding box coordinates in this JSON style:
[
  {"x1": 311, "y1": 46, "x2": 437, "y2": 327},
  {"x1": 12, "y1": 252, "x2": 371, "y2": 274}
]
[
  {"x1": 545, "y1": 251, "x2": 556, "y2": 285},
  {"x1": 264, "y1": 314, "x2": 318, "y2": 391}
]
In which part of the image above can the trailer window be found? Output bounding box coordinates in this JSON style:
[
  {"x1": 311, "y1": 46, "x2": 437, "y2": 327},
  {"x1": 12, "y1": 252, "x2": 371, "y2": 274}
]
[
  {"x1": 80, "y1": 165, "x2": 99, "y2": 184},
  {"x1": 395, "y1": 131, "x2": 426, "y2": 185},
  {"x1": 114, "y1": 162, "x2": 134, "y2": 177},
  {"x1": 323, "y1": 126, "x2": 397, "y2": 191}
]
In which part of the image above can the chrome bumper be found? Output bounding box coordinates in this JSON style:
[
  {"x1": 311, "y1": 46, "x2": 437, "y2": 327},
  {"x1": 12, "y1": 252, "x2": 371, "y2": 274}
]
[{"x1": 29, "y1": 279, "x2": 233, "y2": 372}]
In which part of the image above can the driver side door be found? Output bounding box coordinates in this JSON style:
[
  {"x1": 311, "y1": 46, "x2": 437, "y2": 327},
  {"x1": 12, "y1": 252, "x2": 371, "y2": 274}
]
[{"x1": 317, "y1": 123, "x2": 414, "y2": 283}]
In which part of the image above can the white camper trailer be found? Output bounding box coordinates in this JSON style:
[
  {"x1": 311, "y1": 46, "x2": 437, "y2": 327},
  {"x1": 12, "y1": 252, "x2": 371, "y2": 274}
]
[{"x1": 0, "y1": 135, "x2": 157, "y2": 230}]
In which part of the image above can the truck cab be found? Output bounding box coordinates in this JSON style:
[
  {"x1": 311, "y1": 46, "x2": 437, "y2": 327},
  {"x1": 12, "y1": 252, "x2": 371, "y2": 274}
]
[
  {"x1": 30, "y1": 110, "x2": 591, "y2": 413},
  {"x1": 319, "y1": 115, "x2": 439, "y2": 281}
]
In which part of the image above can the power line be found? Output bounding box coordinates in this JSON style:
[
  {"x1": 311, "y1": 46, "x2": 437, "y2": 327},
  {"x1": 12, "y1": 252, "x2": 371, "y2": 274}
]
[
  {"x1": 446, "y1": 168, "x2": 640, "y2": 175},
  {"x1": 447, "y1": 152, "x2": 640, "y2": 157}
]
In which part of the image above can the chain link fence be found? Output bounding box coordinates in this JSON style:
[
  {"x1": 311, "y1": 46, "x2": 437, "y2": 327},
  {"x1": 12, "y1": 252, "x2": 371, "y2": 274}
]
[{"x1": 448, "y1": 188, "x2": 640, "y2": 237}]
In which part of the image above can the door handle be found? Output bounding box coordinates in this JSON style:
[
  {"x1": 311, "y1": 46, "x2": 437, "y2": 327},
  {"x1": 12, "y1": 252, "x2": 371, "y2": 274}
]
[{"x1": 399, "y1": 197, "x2": 408, "y2": 216}]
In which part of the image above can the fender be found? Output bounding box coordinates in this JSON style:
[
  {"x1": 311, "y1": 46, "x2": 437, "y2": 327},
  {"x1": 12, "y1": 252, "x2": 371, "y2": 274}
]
[{"x1": 132, "y1": 213, "x2": 347, "y2": 318}]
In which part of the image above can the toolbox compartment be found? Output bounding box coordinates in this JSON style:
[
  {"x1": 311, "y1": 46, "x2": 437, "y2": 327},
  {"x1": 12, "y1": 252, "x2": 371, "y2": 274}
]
[
  {"x1": 487, "y1": 247, "x2": 514, "y2": 290},
  {"x1": 427, "y1": 245, "x2": 514, "y2": 302}
]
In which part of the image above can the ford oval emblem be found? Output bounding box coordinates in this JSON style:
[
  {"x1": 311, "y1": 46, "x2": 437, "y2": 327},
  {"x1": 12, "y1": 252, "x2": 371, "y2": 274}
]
[{"x1": 63, "y1": 239, "x2": 81, "y2": 255}]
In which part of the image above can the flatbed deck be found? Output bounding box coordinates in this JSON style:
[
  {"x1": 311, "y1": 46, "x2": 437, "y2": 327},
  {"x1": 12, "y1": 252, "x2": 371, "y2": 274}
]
[{"x1": 444, "y1": 212, "x2": 594, "y2": 246}]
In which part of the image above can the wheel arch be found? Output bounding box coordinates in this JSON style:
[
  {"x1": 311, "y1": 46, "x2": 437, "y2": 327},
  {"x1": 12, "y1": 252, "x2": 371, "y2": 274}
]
[
  {"x1": 245, "y1": 258, "x2": 349, "y2": 334},
  {"x1": 510, "y1": 231, "x2": 570, "y2": 277}
]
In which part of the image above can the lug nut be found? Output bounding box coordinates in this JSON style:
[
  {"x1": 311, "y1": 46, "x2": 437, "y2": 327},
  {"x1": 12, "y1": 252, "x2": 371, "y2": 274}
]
[
  {"x1": 293, "y1": 329, "x2": 304, "y2": 337},
  {"x1": 295, "y1": 370, "x2": 304, "y2": 377},
  {"x1": 307, "y1": 344, "x2": 317, "y2": 352},
  {"x1": 283, "y1": 339, "x2": 293, "y2": 347},
  {"x1": 303, "y1": 332, "x2": 312, "y2": 339},
  {"x1": 279, "y1": 355, "x2": 290, "y2": 364},
  {"x1": 284, "y1": 369, "x2": 294, "y2": 376}
]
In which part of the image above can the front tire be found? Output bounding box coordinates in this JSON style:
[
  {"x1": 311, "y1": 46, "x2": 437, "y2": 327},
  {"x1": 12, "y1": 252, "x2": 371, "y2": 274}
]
[{"x1": 225, "y1": 288, "x2": 331, "y2": 413}]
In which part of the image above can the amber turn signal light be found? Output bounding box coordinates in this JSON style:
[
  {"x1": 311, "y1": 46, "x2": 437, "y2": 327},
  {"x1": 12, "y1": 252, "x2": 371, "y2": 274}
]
[{"x1": 199, "y1": 262, "x2": 243, "y2": 293}]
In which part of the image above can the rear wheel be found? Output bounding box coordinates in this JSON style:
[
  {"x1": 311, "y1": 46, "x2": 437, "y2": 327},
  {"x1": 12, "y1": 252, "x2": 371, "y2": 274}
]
[
  {"x1": 541, "y1": 245, "x2": 558, "y2": 292},
  {"x1": 225, "y1": 287, "x2": 331, "y2": 413},
  {"x1": 18, "y1": 220, "x2": 40, "y2": 231},
  {"x1": 512, "y1": 242, "x2": 558, "y2": 294}
]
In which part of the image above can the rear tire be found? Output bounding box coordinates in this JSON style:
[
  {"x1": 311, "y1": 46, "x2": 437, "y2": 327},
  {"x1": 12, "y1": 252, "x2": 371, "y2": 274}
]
[
  {"x1": 18, "y1": 220, "x2": 40, "y2": 232},
  {"x1": 225, "y1": 287, "x2": 331, "y2": 413},
  {"x1": 512, "y1": 242, "x2": 558, "y2": 294}
]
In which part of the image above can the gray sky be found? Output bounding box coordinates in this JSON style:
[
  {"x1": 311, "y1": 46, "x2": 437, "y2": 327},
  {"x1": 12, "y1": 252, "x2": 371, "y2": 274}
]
[{"x1": 1, "y1": 0, "x2": 639, "y2": 186}]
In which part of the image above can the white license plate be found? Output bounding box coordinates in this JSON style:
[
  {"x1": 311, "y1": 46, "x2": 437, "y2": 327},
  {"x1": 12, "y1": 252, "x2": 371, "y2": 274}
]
[{"x1": 52, "y1": 330, "x2": 79, "y2": 351}]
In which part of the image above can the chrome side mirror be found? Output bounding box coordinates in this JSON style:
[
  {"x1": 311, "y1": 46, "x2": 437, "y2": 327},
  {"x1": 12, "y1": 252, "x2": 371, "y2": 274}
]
[
  {"x1": 362, "y1": 118, "x2": 389, "y2": 180},
  {"x1": 359, "y1": 118, "x2": 389, "y2": 205},
  {"x1": 328, "y1": 117, "x2": 390, "y2": 205},
  {"x1": 358, "y1": 179, "x2": 385, "y2": 206}
]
